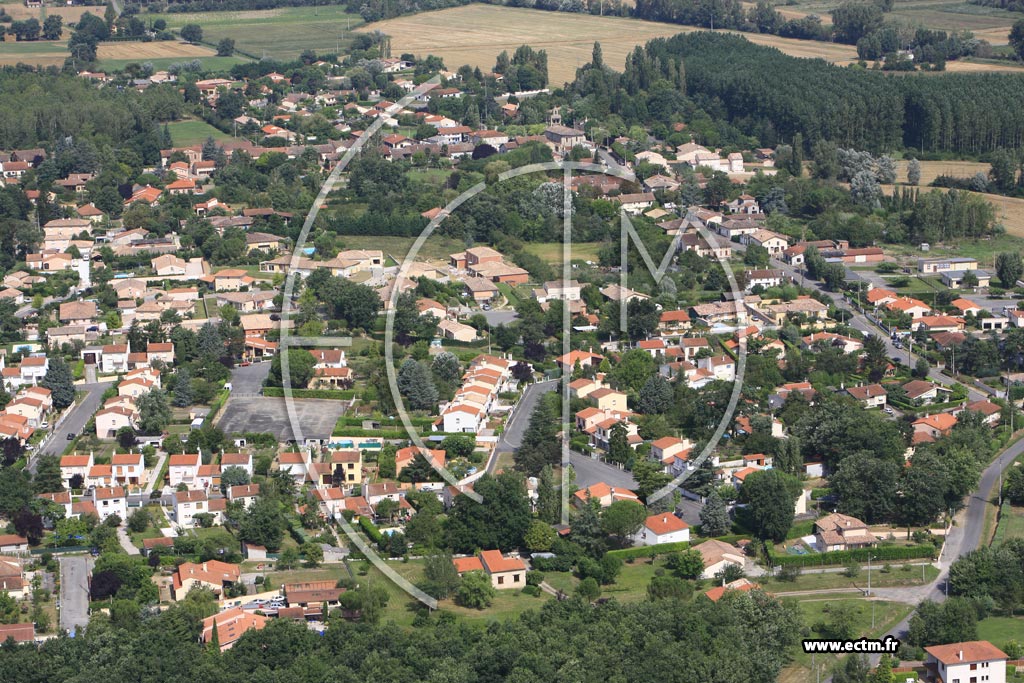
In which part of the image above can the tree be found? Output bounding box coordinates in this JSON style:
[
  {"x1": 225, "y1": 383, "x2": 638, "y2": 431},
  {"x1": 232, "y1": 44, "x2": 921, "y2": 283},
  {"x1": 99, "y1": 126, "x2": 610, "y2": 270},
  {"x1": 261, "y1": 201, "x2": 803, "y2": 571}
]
[
  {"x1": 737, "y1": 469, "x2": 799, "y2": 542},
  {"x1": 42, "y1": 15, "x2": 63, "y2": 41},
  {"x1": 422, "y1": 552, "x2": 461, "y2": 599},
  {"x1": 301, "y1": 542, "x2": 323, "y2": 567},
  {"x1": 665, "y1": 548, "x2": 705, "y2": 580},
  {"x1": 0, "y1": 592, "x2": 18, "y2": 624},
  {"x1": 220, "y1": 466, "x2": 250, "y2": 491},
  {"x1": 126, "y1": 508, "x2": 150, "y2": 534},
  {"x1": 267, "y1": 348, "x2": 316, "y2": 389},
  {"x1": 524, "y1": 520, "x2": 557, "y2": 552},
  {"x1": 445, "y1": 473, "x2": 531, "y2": 553},
  {"x1": 239, "y1": 498, "x2": 286, "y2": 552},
  {"x1": 216, "y1": 38, "x2": 235, "y2": 56},
  {"x1": 396, "y1": 359, "x2": 437, "y2": 411},
  {"x1": 40, "y1": 357, "x2": 75, "y2": 410},
  {"x1": 1012, "y1": 19, "x2": 1024, "y2": 60},
  {"x1": 831, "y1": 451, "x2": 900, "y2": 523},
  {"x1": 454, "y1": 571, "x2": 494, "y2": 609},
  {"x1": 700, "y1": 490, "x2": 732, "y2": 536},
  {"x1": 1005, "y1": 465, "x2": 1024, "y2": 505},
  {"x1": 850, "y1": 170, "x2": 881, "y2": 209},
  {"x1": 647, "y1": 574, "x2": 691, "y2": 601},
  {"x1": 576, "y1": 577, "x2": 601, "y2": 602},
  {"x1": 870, "y1": 654, "x2": 895, "y2": 683},
  {"x1": 833, "y1": 654, "x2": 870, "y2": 683},
  {"x1": 180, "y1": 24, "x2": 203, "y2": 44},
  {"x1": 431, "y1": 351, "x2": 460, "y2": 384},
  {"x1": 990, "y1": 148, "x2": 1018, "y2": 193},
  {"x1": 172, "y1": 368, "x2": 194, "y2": 407},
  {"x1": 996, "y1": 252, "x2": 1024, "y2": 288},
  {"x1": 514, "y1": 396, "x2": 559, "y2": 476},
  {"x1": 607, "y1": 422, "x2": 631, "y2": 466},
  {"x1": 638, "y1": 375, "x2": 673, "y2": 414},
  {"x1": 536, "y1": 464, "x2": 559, "y2": 524},
  {"x1": 907, "y1": 158, "x2": 921, "y2": 186},
  {"x1": 137, "y1": 388, "x2": 171, "y2": 435},
  {"x1": 601, "y1": 500, "x2": 647, "y2": 544}
]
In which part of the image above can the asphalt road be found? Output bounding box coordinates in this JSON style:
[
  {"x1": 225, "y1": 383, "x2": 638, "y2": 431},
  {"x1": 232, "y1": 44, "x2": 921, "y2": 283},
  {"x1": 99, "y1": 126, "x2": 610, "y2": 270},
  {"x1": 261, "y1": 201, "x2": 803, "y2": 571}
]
[
  {"x1": 32, "y1": 381, "x2": 115, "y2": 467},
  {"x1": 59, "y1": 555, "x2": 93, "y2": 634},
  {"x1": 760, "y1": 252, "x2": 987, "y2": 402},
  {"x1": 488, "y1": 379, "x2": 558, "y2": 473}
]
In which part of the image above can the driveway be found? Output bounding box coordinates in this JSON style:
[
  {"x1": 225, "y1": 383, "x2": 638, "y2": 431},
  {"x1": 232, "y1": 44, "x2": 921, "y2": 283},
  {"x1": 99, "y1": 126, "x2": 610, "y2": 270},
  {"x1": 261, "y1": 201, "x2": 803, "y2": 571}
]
[
  {"x1": 488, "y1": 379, "x2": 558, "y2": 473},
  {"x1": 59, "y1": 555, "x2": 93, "y2": 634},
  {"x1": 480, "y1": 309, "x2": 518, "y2": 327},
  {"x1": 32, "y1": 381, "x2": 115, "y2": 467}
]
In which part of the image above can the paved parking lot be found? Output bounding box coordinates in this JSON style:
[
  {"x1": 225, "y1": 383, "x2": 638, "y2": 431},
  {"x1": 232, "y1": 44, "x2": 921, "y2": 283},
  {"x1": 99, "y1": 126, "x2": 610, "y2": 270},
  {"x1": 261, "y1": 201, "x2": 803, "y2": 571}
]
[{"x1": 217, "y1": 396, "x2": 346, "y2": 443}]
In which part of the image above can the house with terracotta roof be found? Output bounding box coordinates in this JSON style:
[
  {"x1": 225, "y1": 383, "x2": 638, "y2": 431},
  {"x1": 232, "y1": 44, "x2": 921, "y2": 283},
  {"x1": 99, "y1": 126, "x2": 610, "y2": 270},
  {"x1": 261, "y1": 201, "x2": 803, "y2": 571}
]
[
  {"x1": 173, "y1": 560, "x2": 240, "y2": 600},
  {"x1": 814, "y1": 512, "x2": 875, "y2": 552},
  {"x1": 0, "y1": 623, "x2": 35, "y2": 643},
  {"x1": 635, "y1": 513, "x2": 690, "y2": 546},
  {"x1": 451, "y1": 549, "x2": 528, "y2": 589},
  {"x1": 111, "y1": 452, "x2": 145, "y2": 488},
  {"x1": 220, "y1": 452, "x2": 253, "y2": 476},
  {"x1": 174, "y1": 489, "x2": 209, "y2": 527},
  {"x1": 60, "y1": 453, "x2": 93, "y2": 488},
  {"x1": 227, "y1": 484, "x2": 260, "y2": 508},
  {"x1": 845, "y1": 383, "x2": 887, "y2": 409},
  {"x1": 202, "y1": 606, "x2": 268, "y2": 651},
  {"x1": 168, "y1": 453, "x2": 202, "y2": 487},
  {"x1": 885, "y1": 296, "x2": 931, "y2": 319},
  {"x1": 703, "y1": 578, "x2": 759, "y2": 602},
  {"x1": 902, "y1": 380, "x2": 949, "y2": 404},
  {"x1": 572, "y1": 482, "x2": 640, "y2": 508},
  {"x1": 94, "y1": 404, "x2": 137, "y2": 438},
  {"x1": 913, "y1": 412, "x2": 958, "y2": 442},
  {"x1": 692, "y1": 539, "x2": 745, "y2": 579},
  {"x1": 554, "y1": 349, "x2": 604, "y2": 373},
  {"x1": 395, "y1": 447, "x2": 444, "y2": 477},
  {"x1": 923, "y1": 640, "x2": 1007, "y2": 683},
  {"x1": 59, "y1": 301, "x2": 97, "y2": 325},
  {"x1": 91, "y1": 486, "x2": 127, "y2": 523},
  {"x1": 0, "y1": 535, "x2": 29, "y2": 553},
  {"x1": 960, "y1": 399, "x2": 1002, "y2": 427},
  {"x1": 203, "y1": 269, "x2": 255, "y2": 292}
]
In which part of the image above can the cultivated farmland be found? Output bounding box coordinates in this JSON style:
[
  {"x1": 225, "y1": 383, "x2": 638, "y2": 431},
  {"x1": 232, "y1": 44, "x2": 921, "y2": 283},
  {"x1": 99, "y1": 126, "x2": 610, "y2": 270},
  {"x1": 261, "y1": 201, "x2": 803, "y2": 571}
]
[
  {"x1": 157, "y1": 5, "x2": 364, "y2": 61},
  {"x1": 360, "y1": 5, "x2": 858, "y2": 85}
]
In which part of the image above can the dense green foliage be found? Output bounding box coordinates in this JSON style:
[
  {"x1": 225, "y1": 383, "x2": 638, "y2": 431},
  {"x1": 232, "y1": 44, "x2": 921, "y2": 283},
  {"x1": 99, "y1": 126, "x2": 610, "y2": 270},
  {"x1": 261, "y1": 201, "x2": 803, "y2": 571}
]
[{"x1": 0, "y1": 591, "x2": 800, "y2": 682}]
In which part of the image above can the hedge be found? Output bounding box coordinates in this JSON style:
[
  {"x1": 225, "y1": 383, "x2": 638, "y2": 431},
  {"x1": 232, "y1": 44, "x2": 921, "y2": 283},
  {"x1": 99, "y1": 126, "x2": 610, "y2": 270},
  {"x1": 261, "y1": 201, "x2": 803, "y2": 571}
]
[
  {"x1": 335, "y1": 415, "x2": 435, "y2": 428},
  {"x1": 607, "y1": 541, "x2": 690, "y2": 560},
  {"x1": 768, "y1": 544, "x2": 937, "y2": 568},
  {"x1": 359, "y1": 516, "x2": 382, "y2": 543},
  {"x1": 261, "y1": 387, "x2": 356, "y2": 400},
  {"x1": 331, "y1": 427, "x2": 467, "y2": 438}
]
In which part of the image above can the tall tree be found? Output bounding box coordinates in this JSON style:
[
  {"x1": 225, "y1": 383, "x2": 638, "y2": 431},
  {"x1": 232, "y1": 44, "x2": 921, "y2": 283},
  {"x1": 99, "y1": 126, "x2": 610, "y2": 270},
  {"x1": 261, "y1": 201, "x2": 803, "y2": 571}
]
[
  {"x1": 40, "y1": 357, "x2": 75, "y2": 410},
  {"x1": 396, "y1": 359, "x2": 438, "y2": 411},
  {"x1": 137, "y1": 388, "x2": 171, "y2": 435},
  {"x1": 536, "y1": 464, "x2": 559, "y2": 524},
  {"x1": 737, "y1": 469, "x2": 799, "y2": 542},
  {"x1": 700, "y1": 490, "x2": 732, "y2": 537},
  {"x1": 996, "y1": 252, "x2": 1024, "y2": 288},
  {"x1": 514, "y1": 396, "x2": 559, "y2": 476}
]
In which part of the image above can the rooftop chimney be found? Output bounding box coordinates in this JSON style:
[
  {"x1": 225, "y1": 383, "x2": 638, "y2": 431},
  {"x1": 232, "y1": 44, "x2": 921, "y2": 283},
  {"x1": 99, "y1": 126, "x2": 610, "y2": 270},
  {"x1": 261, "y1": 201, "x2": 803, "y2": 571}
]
[{"x1": 958, "y1": 650, "x2": 963, "y2": 661}]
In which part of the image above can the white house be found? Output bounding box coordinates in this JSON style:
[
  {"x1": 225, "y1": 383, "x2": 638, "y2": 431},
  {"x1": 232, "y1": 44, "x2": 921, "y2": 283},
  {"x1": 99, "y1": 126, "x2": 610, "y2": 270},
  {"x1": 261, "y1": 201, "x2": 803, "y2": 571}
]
[
  {"x1": 693, "y1": 539, "x2": 745, "y2": 579},
  {"x1": 91, "y1": 486, "x2": 127, "y2": 523},
  {"x1": 634, "y1": 513, "x2": 690, "y2": 546},
  {"x1": 439, "y1": 404, "x2": 483, "y2": 433},
  {"x1": 168, "y1": 453, "x2": 202, "y2": 487},
  {"x1": 924, "y1": 641, "x2": 1007, "y2": 683},
  {"x1": 174, "y1": 489, "x2": 209, "y2": 527}
]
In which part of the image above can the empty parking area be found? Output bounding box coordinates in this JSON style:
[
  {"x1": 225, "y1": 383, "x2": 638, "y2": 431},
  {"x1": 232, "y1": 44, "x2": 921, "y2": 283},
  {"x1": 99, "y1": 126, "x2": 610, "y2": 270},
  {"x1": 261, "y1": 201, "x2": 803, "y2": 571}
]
[{"x1": 216, "y1": 397, "x2": 346, "y2": 442}]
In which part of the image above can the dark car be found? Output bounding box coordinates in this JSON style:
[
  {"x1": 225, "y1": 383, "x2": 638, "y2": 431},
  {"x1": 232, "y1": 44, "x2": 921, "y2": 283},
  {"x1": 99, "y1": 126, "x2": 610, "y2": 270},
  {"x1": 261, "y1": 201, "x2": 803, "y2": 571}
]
[{"x1": 67, "y1": 433, "x2": 75, "y2": 440}]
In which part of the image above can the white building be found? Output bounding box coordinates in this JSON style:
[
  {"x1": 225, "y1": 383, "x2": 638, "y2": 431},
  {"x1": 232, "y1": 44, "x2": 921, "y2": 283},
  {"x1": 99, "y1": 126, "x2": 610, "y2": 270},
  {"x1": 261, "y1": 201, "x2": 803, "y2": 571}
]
[
  {"x1": 634, "y1": 513, "x2": 690, "y2": 546},
  {"x1": 91, "y1": 486, "x2": 127, "y2": 523},
  {"x1": 924, "y1": 641, "x2": 1007, "y2": 683}
]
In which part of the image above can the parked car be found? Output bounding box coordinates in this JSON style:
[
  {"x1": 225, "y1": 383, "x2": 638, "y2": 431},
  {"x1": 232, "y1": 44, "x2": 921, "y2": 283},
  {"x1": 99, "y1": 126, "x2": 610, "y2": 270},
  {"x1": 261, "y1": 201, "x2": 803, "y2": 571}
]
[{"x1": 66, "y1": 433, "x2": 75, "y2": 440}]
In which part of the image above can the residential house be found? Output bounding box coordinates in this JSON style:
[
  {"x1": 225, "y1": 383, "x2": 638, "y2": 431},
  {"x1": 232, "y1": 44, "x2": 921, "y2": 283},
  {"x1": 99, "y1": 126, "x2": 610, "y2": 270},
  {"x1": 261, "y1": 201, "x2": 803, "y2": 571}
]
[
  {"x1": 634, "y1": 513, "x2": 690, "y2": 546},
  {"x1": 692, "y1": 539, "x2": 745, "y2": 579},
  {"x1": 913, "y1": 413, "x2": 958, "y2": 443},
  {"x1": 923, "y1": 641, "x2": 1007, "y2": 683},
  {"x1": 814, "y1": 512, "x2": 876, "y2": 552},
  {"x1": 227, "y1": 484, "x2": 260, "y2": 508},
  {"x1": 173, "y1": 560, "x2": 240, "y2": 600},
  {"x1": 200, "y1": 607, "x2": 269, "y2": 651},
  {"x1": 168, "y1": 453, "x2": 202, "y2": 487},
  {"x1": 59, "y1": 301, "x2": 97, "y2": 325},
  {"x1": 111, "y1": 452, "x2": 145, "y2": 488},
  {"x1": 91, "y1": 486, "x2": 127, "y2": 523},
  {"x1": 572, "y1": 482, "x2": 640, "y2": 508},
  {"x1": 174, "y1": 489, "x2": 209, "y2": 527},
  {"x1": 845, "y1": 384, "x2": 887, "y2": 408},
  {"x1": 451, "y1": 549, "x2": 528, "y2": 589},
  {"x1": 220, "y1": 452, "x2": 253, "y2": 477}
]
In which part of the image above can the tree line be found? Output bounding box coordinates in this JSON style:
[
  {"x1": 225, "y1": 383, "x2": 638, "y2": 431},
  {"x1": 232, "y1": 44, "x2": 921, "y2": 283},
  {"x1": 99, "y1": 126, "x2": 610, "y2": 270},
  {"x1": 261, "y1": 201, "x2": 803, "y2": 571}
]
[{"x1": 612, "y1": 32, "x2": 1024, "y2": 155}]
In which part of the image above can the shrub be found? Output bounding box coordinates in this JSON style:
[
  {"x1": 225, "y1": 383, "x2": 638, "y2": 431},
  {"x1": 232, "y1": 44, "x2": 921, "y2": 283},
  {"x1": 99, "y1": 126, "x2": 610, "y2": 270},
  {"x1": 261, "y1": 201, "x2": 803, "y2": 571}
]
[
  {"x1": 525, "y1": 570, "x2": 545, "y2": 586},
  {"x1": 521, "y1": 584, "x2": 542, "y2": 597}
]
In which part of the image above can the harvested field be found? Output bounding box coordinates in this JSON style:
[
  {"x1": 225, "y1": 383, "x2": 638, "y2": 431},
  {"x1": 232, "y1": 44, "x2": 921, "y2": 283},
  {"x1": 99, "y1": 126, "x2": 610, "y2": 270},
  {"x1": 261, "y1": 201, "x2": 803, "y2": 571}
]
[
  {"x1": 1, "y1": 1, "x2": 92, "y2": 23},
  {"x1": 894, "y1": 159, "x2": 990, "y2": 185},
  {"x1": 96, "y1": 40, "x2": 216, "y2": 61},
  {"x1": 0, "y1": 37, "x2": 67, "y2": 67},
  {"x1": 360, "y1": 5, "x2": 857, "y2": 85}
]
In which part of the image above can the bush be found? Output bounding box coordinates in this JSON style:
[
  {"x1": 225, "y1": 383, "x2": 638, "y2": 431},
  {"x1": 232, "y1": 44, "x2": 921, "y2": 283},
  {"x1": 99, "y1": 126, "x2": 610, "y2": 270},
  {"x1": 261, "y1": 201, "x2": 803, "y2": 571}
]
[
  {"x1": 768, "y1": 544, "x2": 937, "y2": 568},
  {"x1": 776, "y1": 564, "x2": 802, "y2": 582},
  {"x1": 521, "y1": 584, "x2": 542, "y2": 597},
  {"x1": 530, "y1": 555, "x2": 574, "y2": 572},
  {"x1": 606, "y1": 541, "x2": 690, "y2": 561},
  {"x1": 843, "y1": 561, "x2": 861, "y2": 578},
  {"x1": 525, "y1": 570, "x2": 545, "y2": 586}
]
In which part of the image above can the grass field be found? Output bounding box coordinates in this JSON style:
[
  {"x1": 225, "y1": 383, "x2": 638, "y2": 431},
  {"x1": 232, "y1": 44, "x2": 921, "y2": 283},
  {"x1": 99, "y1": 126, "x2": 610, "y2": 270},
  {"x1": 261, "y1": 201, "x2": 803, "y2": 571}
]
[
  {"x1": 978, "y1": 616, "x2": 1024, "y2": 646},
  {"x1": 994, "y1": 502, "x2": 1024, "y2": 542},
  {"x1": 157, "y1": 5, "x2": 364, "y2": 61},
  {"x1": 167, "y1": 120, "x2": 234, "y2": 146},
  {"x1": 338, "y1": 234, "x2": 465, "y2": 265},
  {"x1": 1, "y1": 0, "x2": 93, "y2": 24},
  {"x1": 0, "y1": 37, "x2": 67, "y2": 67},
  {"x1": 360, "y1": 5, "x2": 858, "y2": 85},
  {"x1": 523, "y1": 241, "x2": 606, "y2": 264}
]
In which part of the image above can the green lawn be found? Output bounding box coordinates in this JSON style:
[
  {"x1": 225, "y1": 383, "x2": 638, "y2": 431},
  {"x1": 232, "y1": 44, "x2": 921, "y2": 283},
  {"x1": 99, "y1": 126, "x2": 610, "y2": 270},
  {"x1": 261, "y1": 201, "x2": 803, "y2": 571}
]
[
  {"x1": 167, "y1": 120, "x2": 234, "y2": 147},
  {"x1": 767, "y1": 564, "x2": 939, "y2": 593},
  {"x1": 407, "y1": 168, "x2": 453, "y2": 185},
  {"x1": 977, "y1": 616, "x2": 1024, "y2": 647},
  {"x1": 523, "y1": 241, "x2": 606, "y2": 265},
  {"x1": 994, "y1": 502, "x2": 1024, "y2": 543},
  {"x1": 157, "y1": 5, "x2": 365, "y2": 61},
  {"x1": 337, "y1": 235, "x2": 464, "y2": 264},
  {"x1": 97, "y1": 55, "x2": 250, "y2": 72}
]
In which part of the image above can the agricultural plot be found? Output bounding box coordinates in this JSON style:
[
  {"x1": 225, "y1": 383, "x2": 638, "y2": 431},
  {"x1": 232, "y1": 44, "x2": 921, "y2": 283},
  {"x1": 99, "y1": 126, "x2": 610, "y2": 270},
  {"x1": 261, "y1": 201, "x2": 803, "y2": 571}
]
[
  {"x1": 360, "y1": 5, "x2": 858, "y2": 85},
  {"x1": 0, "y1": 38, "x2": 67, "y2": 67},
  {"x1": 157, "y1": 5, "x2": 364, "y2": 61},
  {"x1": 166, "y1": 120, "x2": 234, "y2": 147}
]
